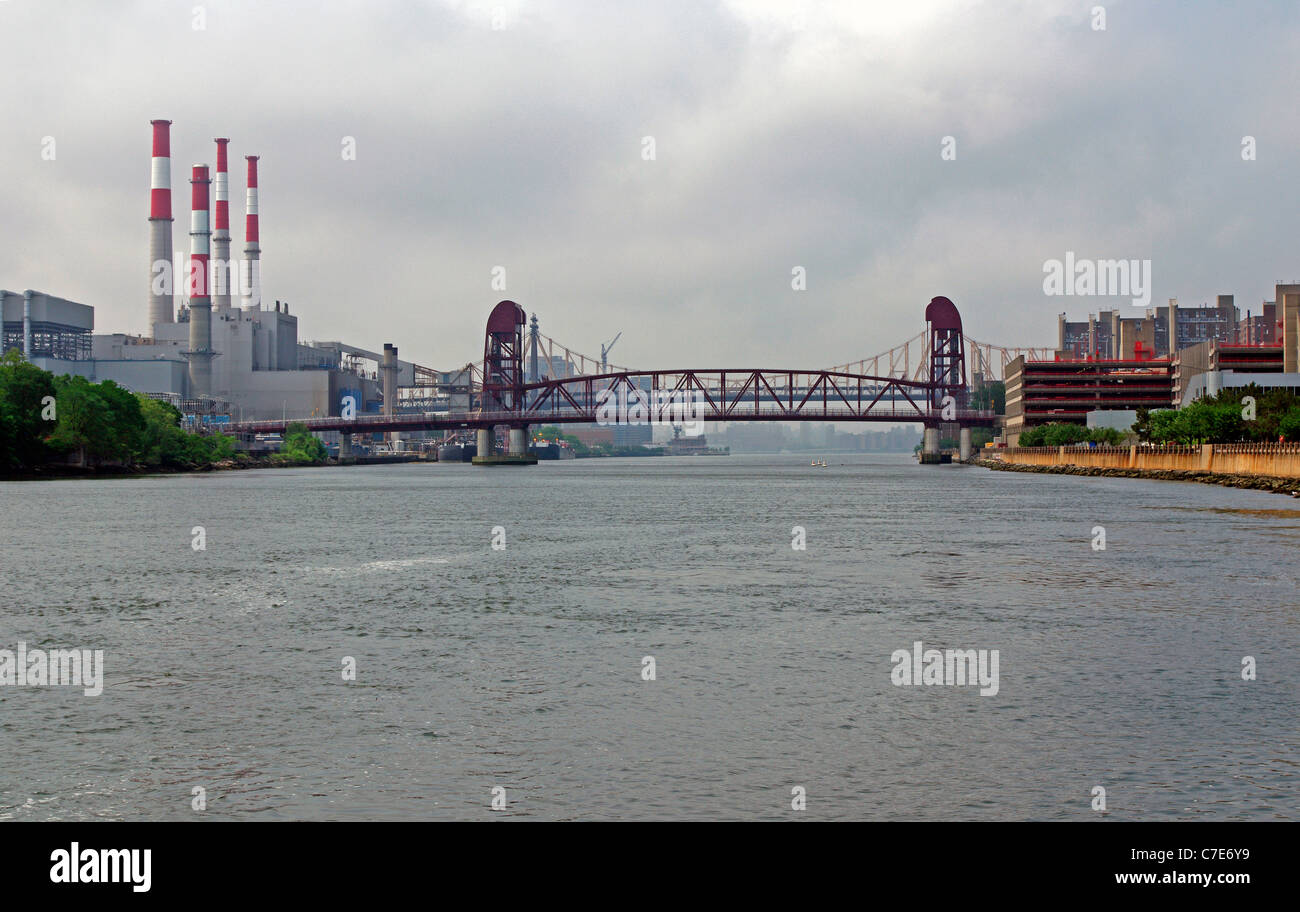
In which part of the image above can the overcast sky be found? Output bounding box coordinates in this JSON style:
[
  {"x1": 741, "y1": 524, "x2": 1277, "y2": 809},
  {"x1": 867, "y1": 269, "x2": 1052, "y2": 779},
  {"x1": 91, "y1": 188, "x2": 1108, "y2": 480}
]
[{"x1": 3, "y1": 0, "x2": 1298, "y2": 371}]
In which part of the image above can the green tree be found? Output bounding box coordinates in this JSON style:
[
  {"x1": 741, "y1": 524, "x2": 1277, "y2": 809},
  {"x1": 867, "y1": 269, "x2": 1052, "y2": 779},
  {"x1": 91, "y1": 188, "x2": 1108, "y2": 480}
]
[
  {"x1": 279, "y1": 422, "x2": 328, "y2": 464},
  {"x1": 185, "y1": 431, "x2": 237, "y2": 464},
  {"x1": 536, "y1": 424, "x2": 589, "y2": 455},
  {"x1": 95, "y1": 380, "x2": 145, "y2": 462},
  {"x1": 1018, "y1": 425, "x2": 1045, "y2": 446},
  {"x1": 1146, "y1": 408, "x2": 1183, "y2": 443},
  {"x1": 1278, "y1": 406, "x2": 1300, "y2": 442},
  {"x1": 1041, "y1": 422, "x2": 1089, "y2": 446},
  {"x1": 1018, "y1": 421, "x2": 1123, "y2": 447},
  {"x1": 136, "y1": 395, "x2": 191, "y2": 466},
  {"x1": 1131, "y1": 407, "x2": 1151, "y2": 440},
  {"x1": 970, "y1": 381, "x2": 1006, "y2": 414},
  {"x1": 0, "y1": 349, "x2": 57, "y2": 469},
  {"x1": 46, "y1": 376, "x2": 110, "y2": 466},
  {"x1": 46, "y1": 376, "x2": 146, "y2": 466}
]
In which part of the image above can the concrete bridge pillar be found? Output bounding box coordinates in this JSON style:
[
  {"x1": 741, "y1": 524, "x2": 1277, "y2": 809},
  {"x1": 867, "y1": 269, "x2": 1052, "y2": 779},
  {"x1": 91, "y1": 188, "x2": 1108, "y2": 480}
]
[
  {"x1": 508, "y1": 426, "x2": 528, "y2": 456},
  {"x1": 339, "y1": 432, "x2": 354, "y2": 464},
  {"x1": 959, "y1": 427, "x2": 972, "y2": 461},
  {"x1": 476, "y1": 427, "x2": 492, "y2": 457},
  {"x1": 923, "y1": 427, "x2": 940, "y2": 456}
]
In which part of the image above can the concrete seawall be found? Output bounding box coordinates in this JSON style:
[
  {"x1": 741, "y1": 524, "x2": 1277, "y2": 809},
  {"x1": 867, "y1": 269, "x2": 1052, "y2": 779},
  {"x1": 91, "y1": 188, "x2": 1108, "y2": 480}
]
[
  {"x1": 994, "y1": 443, "x2": 1300, "y2": 477},
  {"x1": 981, "y1": 443, "x2": 1300, "y2": 495}
]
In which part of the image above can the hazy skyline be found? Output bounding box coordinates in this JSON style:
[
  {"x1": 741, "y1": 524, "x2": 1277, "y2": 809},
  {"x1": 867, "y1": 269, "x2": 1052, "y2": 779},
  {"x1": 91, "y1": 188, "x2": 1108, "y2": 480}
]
[{"x1": 3, "y1": 0, "x2": 1298, "y2": 371}]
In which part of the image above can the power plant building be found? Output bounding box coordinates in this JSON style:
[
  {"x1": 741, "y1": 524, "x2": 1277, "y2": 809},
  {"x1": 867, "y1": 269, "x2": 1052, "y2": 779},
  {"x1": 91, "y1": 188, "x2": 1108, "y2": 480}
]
[
  {"x1": 1, "y1": 290, "x2": 93, "y2": 361},
  {"x1": 1, "y1": 120, "x2": 413, "y2": 423}
]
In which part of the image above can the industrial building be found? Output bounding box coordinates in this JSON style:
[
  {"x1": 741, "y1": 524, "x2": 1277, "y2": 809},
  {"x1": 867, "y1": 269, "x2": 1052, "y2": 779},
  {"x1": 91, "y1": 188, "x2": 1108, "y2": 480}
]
[
  {"x1": 0, "y1": 119, "x2": 431, "y2": 429},
  {"x1": 0, "y1": 290, "x2": 93, "y2": 362}
]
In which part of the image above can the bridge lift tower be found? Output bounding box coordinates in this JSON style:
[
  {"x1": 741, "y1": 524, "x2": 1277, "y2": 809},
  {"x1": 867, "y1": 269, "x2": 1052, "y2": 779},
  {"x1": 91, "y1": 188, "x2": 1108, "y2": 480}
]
[
  {"x1": 922, "y1": 295, "x2": 971, "y2": 462},
  {"x1": 474, "y1": 300, "x2": 537, "y2": 464}
]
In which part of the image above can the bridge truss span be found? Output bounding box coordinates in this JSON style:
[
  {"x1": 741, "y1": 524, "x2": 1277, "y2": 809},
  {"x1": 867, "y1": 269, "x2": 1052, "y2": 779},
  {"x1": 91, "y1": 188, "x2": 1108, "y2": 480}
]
[
  {"x1": 520, "y1": 368, "x2": 994, "y2": 425},
  {"x1": 227, "y1": 295, "x2": 1001, "y2": 441}
]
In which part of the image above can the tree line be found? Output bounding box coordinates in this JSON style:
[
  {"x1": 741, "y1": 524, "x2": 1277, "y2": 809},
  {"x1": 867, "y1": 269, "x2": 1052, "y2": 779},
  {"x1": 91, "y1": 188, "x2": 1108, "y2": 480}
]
[
  {"x1": 1018, "y1": 385, "x2": 1300, "y2": 448},
  {"x1": 1135, "y1": 386, "x2": 1300, "y2": 445},
  {"x1": 1016, "y1": 423, "x2": 1124, "y2": 447},
  {"x1": 0, "y1": 349, "x2": 241, "y2": 470}
]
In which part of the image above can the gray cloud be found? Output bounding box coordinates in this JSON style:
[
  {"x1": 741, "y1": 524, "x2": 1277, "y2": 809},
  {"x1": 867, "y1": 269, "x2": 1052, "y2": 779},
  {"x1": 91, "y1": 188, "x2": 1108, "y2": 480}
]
[{"x1": 2, "y1": 0, "x2": 1298, "y2": 371}]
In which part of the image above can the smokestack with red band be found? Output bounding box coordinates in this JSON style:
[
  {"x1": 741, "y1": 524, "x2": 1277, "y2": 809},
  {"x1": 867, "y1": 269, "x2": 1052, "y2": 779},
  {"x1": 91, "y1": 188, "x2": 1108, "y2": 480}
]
[
  {"x1": 212, "y1": 138, "x2": 232, "y2": 311},
  {"x1": 189, "y1": 164, "x2": 211, "y2": 300},
  {"x1": 186, "y1": 164, "x2": 215, "y2": 396},
  {"x1": 147, "y1": 119, "x2": 174, "y2": 328},
  {"x1": 242, "y1": 155, "x2": 261, "y2": 310}
]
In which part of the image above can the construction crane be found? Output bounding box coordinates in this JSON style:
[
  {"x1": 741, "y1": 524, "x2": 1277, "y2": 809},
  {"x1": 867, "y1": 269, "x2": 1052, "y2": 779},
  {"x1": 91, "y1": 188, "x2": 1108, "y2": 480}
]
[{"x1": 601, "y1": 332, "x2": 622, "y2": 373}]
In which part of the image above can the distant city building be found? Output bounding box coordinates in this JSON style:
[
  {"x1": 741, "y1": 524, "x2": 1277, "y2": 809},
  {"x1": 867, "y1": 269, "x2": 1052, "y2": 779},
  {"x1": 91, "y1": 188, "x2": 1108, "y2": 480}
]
[
  {"x1": 537, "y1": 355, "x2": 576, "y2": 380},
  {"x1": 612, "y1": 423, "x2": 652, "y2": 447},
  {"x1": 709, "y1": 422, "x2": 920, "y2": 453},
  {"x1": 1058, "y1": 296, "x2": 1239, "y2": 360},
  {"x1": 568, "y1": 427, "x2": 614, "y2": 447}
]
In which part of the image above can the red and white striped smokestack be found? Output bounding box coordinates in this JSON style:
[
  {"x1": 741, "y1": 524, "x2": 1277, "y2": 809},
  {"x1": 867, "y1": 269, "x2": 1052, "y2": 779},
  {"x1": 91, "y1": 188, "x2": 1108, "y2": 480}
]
[
  {"x1": 242, "y1": 155, "x2": 261, "y2": 311},
  {"x1": 187, "y1": 164, "x2": 215, "y2": 397},
  {"x1": 188, "y1": 164, "x2": 212, "y2": 302},
  {"x1": 147, "y1": 119, "x2": 174, "y2": 328},
  {"x1": 212, "y1": 138, "x2": 232, "y2": 311}
]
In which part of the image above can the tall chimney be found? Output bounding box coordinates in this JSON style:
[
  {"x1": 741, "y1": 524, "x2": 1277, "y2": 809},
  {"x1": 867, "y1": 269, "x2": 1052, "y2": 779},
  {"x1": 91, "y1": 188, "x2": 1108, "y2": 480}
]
[
  {"x1": 23, "y1": 290, "x2": 34, "y2": 359},
  {"x1": 212, "y1": 138, "x2": 232, "y2": 312},
  {"x1": 242, "y1": 155, "x2": 261, "y2": 311},
  {"x1": 147, "y1": 119, "x2": 174, "y2": 329},
  {"x1": 382, "y1": 343, "x2": 399, "y2": 445},
  {"x1": 186, "y1": 164, "x2": 215, "y2": 397}
]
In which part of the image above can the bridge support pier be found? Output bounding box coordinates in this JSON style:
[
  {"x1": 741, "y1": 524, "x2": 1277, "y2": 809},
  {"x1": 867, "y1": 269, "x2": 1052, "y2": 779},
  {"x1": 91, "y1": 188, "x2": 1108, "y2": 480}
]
[
  {"x1": 959, "y1": 427, "x2": 972, "y2": 462},
  {"x1": 919, "y1": 426, "x2": 946, "y2": 465},
  {"x1": 508, "y1": 426, "x2": 528, "y2": 456},
  {"x1": 472, "y1": 423, "x2": 537, "y2": 466},
  {"x1": 339, "y1": 432, "x2": 354, "y2": 464},
  {"x1": 924, "y1": 427, "x2": 939, "y2": 455}
]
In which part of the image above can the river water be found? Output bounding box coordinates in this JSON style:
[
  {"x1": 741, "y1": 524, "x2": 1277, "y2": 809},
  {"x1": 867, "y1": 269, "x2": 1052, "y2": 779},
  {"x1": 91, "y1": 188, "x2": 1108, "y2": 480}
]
[{"x1": 1, "y1": 454, "x2": 1296, "y2": 820}]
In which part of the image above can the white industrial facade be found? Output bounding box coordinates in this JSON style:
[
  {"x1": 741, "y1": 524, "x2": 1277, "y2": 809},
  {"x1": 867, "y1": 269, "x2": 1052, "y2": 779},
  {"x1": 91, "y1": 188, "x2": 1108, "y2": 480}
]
[{"x1": 2, "y1": 287, "x2": 394, "y2": 422}]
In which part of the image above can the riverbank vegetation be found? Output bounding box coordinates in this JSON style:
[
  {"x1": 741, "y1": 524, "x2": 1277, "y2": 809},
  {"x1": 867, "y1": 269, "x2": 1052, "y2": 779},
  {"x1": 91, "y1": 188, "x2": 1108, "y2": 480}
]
[
  {"x1": 1016, "y1": 422, "x2": 1125, "y2": 447},
  {"x1": 277, "y1": 422, "x2": 329, "y2": 465},
  {"x1": 0, "y1": 350, "x2": 239, "y2": 472},
  {"x1": 1135, "y1": 386, "x2": 1300, "y2": 444}
]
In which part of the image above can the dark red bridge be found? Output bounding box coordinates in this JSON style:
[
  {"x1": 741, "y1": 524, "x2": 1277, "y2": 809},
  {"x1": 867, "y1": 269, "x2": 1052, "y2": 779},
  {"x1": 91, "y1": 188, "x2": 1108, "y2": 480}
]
[{"x1": 230, "y1": 295, "x2": 994, "y2": 460}]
